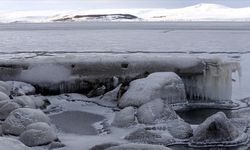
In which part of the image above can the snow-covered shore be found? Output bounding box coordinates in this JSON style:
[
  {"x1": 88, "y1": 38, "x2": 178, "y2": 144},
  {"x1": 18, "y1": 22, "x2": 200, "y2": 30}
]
[{"x1": 2, "y1": 4, "x2": 250, "y2": 23}]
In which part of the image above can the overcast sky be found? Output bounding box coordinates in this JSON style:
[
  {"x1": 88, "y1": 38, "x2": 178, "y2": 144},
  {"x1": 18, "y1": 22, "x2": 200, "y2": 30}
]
[{"x1": 1, "y1": 0, "x2": 250, "y2": 11}]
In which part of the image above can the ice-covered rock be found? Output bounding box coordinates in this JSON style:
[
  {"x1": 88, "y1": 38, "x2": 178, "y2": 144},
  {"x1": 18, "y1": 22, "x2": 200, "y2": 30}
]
[
  {"x1": 2, "y1": 108, "x2": 50, "y2": 135},
  {"x1": 13, "y1": 95, "x2": 36, "y2": 108},
  {"x1": 137, "y1": 99, "x2": 178, "y2": 124},
  {"x1": 20, "y1": 122, "x2": 57, "y2": 147},
  {"x1": 100, "y1": 84, "x2": 121, "y2": 102},
  {"x1": 29, "y1": 95, "x2": 51, "y2": 109},
  {"x1": 119, "y1": 72, "x2": 187, "y2": 108},
  {"x1": 6, "y1": 81, "x2": 36, "y2": 96},
  {"x1": 48, "y1": 142, "x2": 66, "y2": 150},
  {"x1": 0, "y1": 81, "x2": 11, "y2": 95},
  {"x1": 0, "y1": 101, "x2": 20, "y2": 120},
  {"x1": 190, "y1": 112, "x2": 248, "y2": 147},
  {"x1": 125, "y1": 128, "x2": 174, "y2": 146},
  {"x1": 167, "y1": 120, "x2": 193, "y2": 139},
  {"x1": 0, "y1": 91, "x2": 10, "y2": 101},
  {"x1": 106, "y1": 143, "x2": 172, "y2": 150},
  {"x1": 0, "y1": 137, "x2": 31, "y2": 150},
  {"x1": 111, "y1": 106, "x2": 136, "y2": 127}
]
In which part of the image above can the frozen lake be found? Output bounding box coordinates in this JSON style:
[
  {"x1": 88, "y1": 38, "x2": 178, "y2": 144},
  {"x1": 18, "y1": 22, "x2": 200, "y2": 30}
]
[{"x1": 1, "y1": 22, "x2": 250, "y2": 53}]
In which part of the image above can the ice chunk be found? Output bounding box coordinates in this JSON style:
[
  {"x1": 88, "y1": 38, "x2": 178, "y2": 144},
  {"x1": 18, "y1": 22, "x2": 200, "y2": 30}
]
[
  {"x1": 119, "y1": 72, "x2": 187, "y2": 108},
  {"x1": 183, "y1": 60, "x2": 240, "y2": 101},
  {"x1": 13, "y1": 95, "x2": 36, "y2": 108},
  {"x1": 167, "y1": 120, "x2": 193, "y2": 139},
  {"x1": 0, "y1": 91, "x2": 10, "y2": 101}
]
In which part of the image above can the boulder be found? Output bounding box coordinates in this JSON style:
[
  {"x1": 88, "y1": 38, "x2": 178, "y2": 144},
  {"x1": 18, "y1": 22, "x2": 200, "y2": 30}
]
[
  {"x1": 20, "y1": 122, "x2": 57, "y2": 147},
  {"x1": 100, "y1": 84, "x2": 121, "y2": 102},
  {"x1": 2, "y1": 108, "x2": 50, "y2": 135},
  {"x1": 0, "y1": 101, "x2": 20, "y2": 120},
  {"x1": 0, "y1": 81, "x2": 11, "y2": 95},
  {"x1": 137, "y1": 99, "x2": 178, "y2": 124},
  {"x1": 125, "y1": 128, "x2": 175, "y2": 146},
  {"x1": 0, "y1": 91, "x2": 9, "y2": 101},
  {"x1": 6, "y1": 81, "x2": 36, "y2": 96},
  {"x1": 48, "y1": 142, "x2": 66, "y2": 150},
  {"x1": 167, "y1": 120, "x2": 193, "y2": 139},
  {"x1": 112, "y1": 106, "x2": 136, "y2": 127},
  {"x1": 0, "y1": 137, "x2": 31, "y2": 150},
  {"x1": 106, "y1": 143, "x2": 172, "y2": 150},
  {"x1": 13, "y1": 96, "x2": 36, "y2": 108},
  {"x1": 118, "y1": 72, "x2": 187, "y2": 108},
  {"x1": 190, "y1": 112, "x2": 247, "y2": 147}
]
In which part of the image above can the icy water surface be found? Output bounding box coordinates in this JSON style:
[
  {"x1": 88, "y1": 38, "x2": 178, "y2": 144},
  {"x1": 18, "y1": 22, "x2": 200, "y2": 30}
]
[
  {"x1": 49, "y1": 111, "x2": 105, "y2": 135},
  {"x1": 1, "y1": 22, "x2": 250, "y2": 53}
]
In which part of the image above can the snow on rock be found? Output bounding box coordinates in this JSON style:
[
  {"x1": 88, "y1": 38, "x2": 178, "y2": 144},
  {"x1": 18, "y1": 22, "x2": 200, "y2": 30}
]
[
  {"x1": 48, "y1": 142, "x2": 66, "y2": 150},
  {"x1": 119, "y1": 72, "x2": 187, "y2": 108},
  {"x1": 0, "y1": 137, "x2": 31, "y2": 150},
  {"x1": 0, "y1": 101, "x2": 20, "y2": 120},
  {"x1": 167, "y1": 120, "x2": 193, "y2": 139},
  {"x1": 111, "y1": 106, "x2": 136, "y2": 128},
  {"x1": 6, "y1": 81, "x2": 36, "y2": 96},
  {"x1": 19, "y1": 122, "x2": 57, "y2": 147},
  {"x1": 90, "y1": 142, "x2": 120, "y2": 150},
  {"x1": 0, "y1": 91, "x2": 10, "y2": 101},
  {"x1": 125, "y1": 128, "x2": 175, "y2": 145},
  {"x1": 137, "y1": 99, "x2": 179, "y2": 124},
  {"x1": 13, "y1": 95, "x2": 36, "y2": 108},
  {"x1": 29, "y1": 95, "x2": 51, "y2": 109},
  {"x1": 100, "y1": 84, "x2": 121, "y2": 102},
  {"x1": 0, "y1": 81, "x2": 11, "y2": 95},
  {"x1": 106, "y1": 143, "x2": 172, "y2": 150},
  {"x1": 2, "y1": 108, "x2": 50, "y2": 135},
  {"x1": 190, "y1": 112, "x2": 248, "y2": 147}
]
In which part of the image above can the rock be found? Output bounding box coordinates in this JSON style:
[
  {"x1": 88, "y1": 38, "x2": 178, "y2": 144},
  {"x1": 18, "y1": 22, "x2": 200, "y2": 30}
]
[
  {"x1": 90, "y1": 142, "x2": 120, "y2": 150},
  {"x1": 106, "y1": 143, "x2": 172, "y2": 150},
  {"x1": 0, "y1": 101, "x2": 20, "y2": 120},
  {"x1": 167, "y1": 120, "x2": 193, "y2": 139},
  {"x1": 20, "y1": 122, "x2": 57, "y2": 147},
  {"x1": 112, "y1": 106, "x2": 136, "y2": 127},
  {"x1": 13, "y1": 96, "x2": 36, "y2": 108},
  {"x1": 0, "y1": 81, "x2": 11, "y2": 95},
  {"x1": 49, "y1": 142, "x2": 66, "y2": 150},
  {"x1": 190, "y1": 112, "x2": 247, "y2": 147},
  {"x1": 100, "y1": 84, "x2": 121, "y2": 102},
  {"x1": 6, "y1": 81, "x2": 36, "y2": 96},
  {"x1": 30, "y1": 95, "x2": 51, "y2": 109},
  {"x1": 87, "y1": 85, "x2": 106, "y2": 97},
  {"x1": 2, "y1": 108, "x2": 50, "y2": 135},
  {"x1": 137, "y1": 99, "x2": 178, "y2": 124},
  {"x1": 0, "y1": 91, "x2": 9, "y2": 101},
  {"x1": 0, "y1": 137, "x2": 31, "y2": 150},
  {"x1": 125, "y1": 128, "x2": 175, "y2": 146},
  {"x1": 119, "y1": 72, "x2": 187, "y2": 108}
]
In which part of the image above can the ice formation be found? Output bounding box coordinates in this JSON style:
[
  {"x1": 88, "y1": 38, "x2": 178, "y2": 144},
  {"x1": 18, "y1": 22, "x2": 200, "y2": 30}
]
[{"x1": 183, "y1": 59, "x2": 241, "y2": 102}]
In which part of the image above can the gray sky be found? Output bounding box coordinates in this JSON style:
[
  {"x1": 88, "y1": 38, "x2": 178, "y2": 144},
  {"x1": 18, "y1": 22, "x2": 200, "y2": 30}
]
[{"x1": 1, "y1": 0, "x2": 250, "y2": 11}]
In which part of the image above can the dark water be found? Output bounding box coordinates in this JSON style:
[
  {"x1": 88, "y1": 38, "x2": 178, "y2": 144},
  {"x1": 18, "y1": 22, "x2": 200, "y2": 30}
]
[
  {"x1": 49, "y1": 111, "x2": 105, "y2": 135},
  {"x1": 1, "y1": 22, "x2": 250, "y2": 53},
  {"x1": 176, "y1": 108, "x2": 233, "y2": 124}
]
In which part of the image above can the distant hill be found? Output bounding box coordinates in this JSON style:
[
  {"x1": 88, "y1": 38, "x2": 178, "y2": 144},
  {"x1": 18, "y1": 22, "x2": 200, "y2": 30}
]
[{"x1": 1, "y1": 4, "x2": 250, "y2": 23}]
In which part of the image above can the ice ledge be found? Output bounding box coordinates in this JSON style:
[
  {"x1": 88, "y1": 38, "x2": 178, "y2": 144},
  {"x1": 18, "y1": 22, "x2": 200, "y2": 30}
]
[{"x1": 0, "y1": 53, "x2": 240, "y2": 102}]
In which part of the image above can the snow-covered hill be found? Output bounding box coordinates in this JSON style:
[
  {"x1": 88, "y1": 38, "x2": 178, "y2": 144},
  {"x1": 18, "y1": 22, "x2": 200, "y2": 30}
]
[{"x1": 1, "y1": 3, "x2": 250, "y2": 23}]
